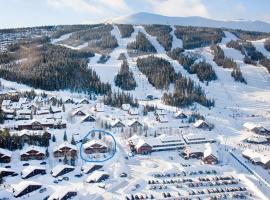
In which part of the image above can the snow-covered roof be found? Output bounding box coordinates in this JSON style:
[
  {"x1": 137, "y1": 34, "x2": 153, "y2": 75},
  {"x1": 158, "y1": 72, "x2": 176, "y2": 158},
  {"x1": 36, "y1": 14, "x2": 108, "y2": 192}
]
[
  {"x1": 242, "y1": 149, "x2": 270, "y2": 164},
  {"x1": 48, "y1": 189, "x2": 76, "y2": 200},
  {"x1": 82, "y1": 164, "x2": 103, "y2": 173},
  {"x1": 54, "y1": 142, "x2": 77, "y2": 152},
  {"x1": 0, "y1": 167, "x2": 14, "y2": 173},
  {"x1": 83, "y1": 140, "x2": 107, "y2": 149},
  {"x1": 243, "y1": 122, "x2": 260, "y2": 130},
  {"x1": 72, "y1": 109, "x2": 86, "y2": 116},
  {"x1": 126, "y1": 119, "x2": 142, "y2": 127},
  {"x1": 16, "y1": 109, "x2": 31, "y2": 115},
  {"x1": 184, "y1": 144, "x2": 205, "y2": 153},
  {"x1": 0, "y1": 148, "x2": 12, "y2": 157},
  {"x1": 245, "y1": 136, "x2": 268, "y2": 143},
  {"x1": 203, "y1": 143, "x2": 218, "y2": 159},
  {"x1": 10, "y1": 130, "x2": 46, "y2": 137},
  {"x1": 51, "y1": 164, "x2": 75, "y2": 177},
  {"x1": 81, "y1": 114, "x2": 96, "y2": 122},
  {"x1": 174, "y1": 110, "x2": 187, "y2": 118},
  {"x1": 20, "y1": 146, "x2": 45, "y2": 156},
  {"x1": 193, "y1": 119, "x2": 208, "y2": 128},
  {"x1": 135, "y1": 139, "x2": 150, "y2": 149},
  {"x1": 12, "y1": 181, "x2": 42, "y2": 196},
  {"x1": 110, "y1": 119, "x2": 124, "y2": 127},
  {"x1": 21, "y1": 166, "x2": 45, "y2": 178},
  {"x1": 85, "y1": 171, "x2": 109, "y2": 183},
  {"x1": 79, "y1": 98, "x2": 90, "y2": 104}
]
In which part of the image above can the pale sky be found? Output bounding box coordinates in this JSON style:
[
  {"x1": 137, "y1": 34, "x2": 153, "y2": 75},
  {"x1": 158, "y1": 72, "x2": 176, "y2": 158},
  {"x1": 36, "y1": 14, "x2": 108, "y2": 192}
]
[{"x1": 0, "y1": 0, "x2": 269, "y2": 28}]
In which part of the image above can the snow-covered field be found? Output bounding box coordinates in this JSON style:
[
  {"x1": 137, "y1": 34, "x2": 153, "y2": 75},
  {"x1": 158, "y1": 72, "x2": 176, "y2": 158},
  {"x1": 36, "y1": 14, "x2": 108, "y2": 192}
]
[{"x1": 1, "y1": 24, "x2": 270, "y2": 200}]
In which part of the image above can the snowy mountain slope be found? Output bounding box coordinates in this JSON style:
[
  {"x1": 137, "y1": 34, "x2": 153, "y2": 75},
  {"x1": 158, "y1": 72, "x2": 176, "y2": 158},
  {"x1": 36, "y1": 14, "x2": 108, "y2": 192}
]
[
  {"x1": 113, "y1": 12, "x2": 270, "y2": 33},
  {"x1": 252, "y1": 38, "x2": 270, "y2": 59}
]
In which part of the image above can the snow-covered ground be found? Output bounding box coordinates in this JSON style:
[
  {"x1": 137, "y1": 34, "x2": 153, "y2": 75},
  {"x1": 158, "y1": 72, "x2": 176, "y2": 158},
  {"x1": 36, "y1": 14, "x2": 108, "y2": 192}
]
[{"x1": 1, "y1": 24, "x2": 270, "y2": 200}]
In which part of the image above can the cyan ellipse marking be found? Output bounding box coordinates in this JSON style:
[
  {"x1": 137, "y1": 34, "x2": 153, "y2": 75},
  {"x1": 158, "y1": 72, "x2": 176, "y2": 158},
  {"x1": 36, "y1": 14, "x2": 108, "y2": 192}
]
[{"x1": 80, "y1": 129, "x2": 117, "y2": 163}]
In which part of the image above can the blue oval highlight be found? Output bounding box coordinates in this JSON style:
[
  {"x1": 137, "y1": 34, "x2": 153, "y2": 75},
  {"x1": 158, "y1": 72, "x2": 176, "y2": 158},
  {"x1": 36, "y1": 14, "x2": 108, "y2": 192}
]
[{"x1": 79, "y1": 129, "x2": 117, "y2": 163}]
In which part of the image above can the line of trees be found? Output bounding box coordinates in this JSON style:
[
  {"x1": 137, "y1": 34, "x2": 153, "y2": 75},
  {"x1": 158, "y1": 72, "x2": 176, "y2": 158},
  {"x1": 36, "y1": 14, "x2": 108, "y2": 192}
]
[
  {"x1": 0, "y1": 44, "x2": 111, "y2": 94},
  {"x1": 117, "y1": 24, "x2": 134, "y2": 38},
  {"x1": 114, "y1": 60, "x2": 137, "y2": 90},
  {"x1": 211, "y1": 44, "x2": 246, "y2": 83},
  {"x1": 136, "y1": 56, "x2": 176, "y2": 89},
  {"x1": 174, "y1": 26, "x2": 224, "y2": 49},
  {"x1": 103, "y1": 91, "x2": 138, "y2": 108},
  {"x1": 127, "y1": 32, "x2": 157, "y2": 57},
  {"x1": 136, "y1": 55, "x2": 214, "y2": 107},
  {"x1": 163, "y1": 73, "x2": 215, "y2": 108},
  {"x1": 144, "y1": 25, "x2": 173, "y2": 51},
  {"x1": 167, "y1": 48, "x2": 217, "y2": 82}
]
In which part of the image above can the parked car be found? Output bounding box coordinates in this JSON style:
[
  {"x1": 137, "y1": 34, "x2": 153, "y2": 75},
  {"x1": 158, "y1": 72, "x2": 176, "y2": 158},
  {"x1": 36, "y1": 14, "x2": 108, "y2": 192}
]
[
  {"x1": 22, "y1": 163, "x2": 29, "y2": 166},
  {"x1": 40, "y1": 161, "x2": 47, "y2": 165},
  {"x1": 11, "y1": 173, "x2": 18, "y2": 177},
  {"x1": 39, "y1": 188, "x2": 47, "y2": 193},
  {"x1": 4, "y1": 165, "x2": 11, "y2": 168},
  {"x1": 53, "y1": 180, "x2": 58, "y2": 184},
  {"x1": 63, "y1": 176, "x2": 69, "y2": 181},
  {"x1": 75, "y1": 173, "x2": 83, "y2": 178},
  {"x1": 120, "y1": 173, "x2": 127, "y2": 178}
]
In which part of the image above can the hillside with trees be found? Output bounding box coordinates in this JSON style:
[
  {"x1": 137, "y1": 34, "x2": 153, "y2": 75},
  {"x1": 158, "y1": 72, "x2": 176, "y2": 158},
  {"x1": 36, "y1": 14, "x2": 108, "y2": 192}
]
[
  {"x1": 264, "y1": 39, "x2": 270, "y2": 52},
  {"x1": 127, "y1": 32, "x2": 157, "y2": 57},
  {"x1": 163, "y1": 73, "x2": 215, "y2": 108},
  {"x1": 167, "y1": 48, "x2": 216, "y2": 82},
  {"x1": 211, "y1": 44, "x2": 246, "y2": 83},
  {"x1": 63, "y1": 24, "x2": 118, "y2": 54},
  {"x1": 114, "y1": 60, "x2": 137, "y2": 90},
  {"x1": 117, "y1": 24, "x2": 134, "y2": 38},
  {"x1": 0, "y1": 44, "x2": 111, "y2": 94},
  {"x1": 144, "y1": 25, "x2": 173, "y2": 51},
  {"x1": 174, "y1": 26, "x2": 224, "y2": 49},
  {"x1": 136, "y1": 56, "x2": 176, "y2": 89}
]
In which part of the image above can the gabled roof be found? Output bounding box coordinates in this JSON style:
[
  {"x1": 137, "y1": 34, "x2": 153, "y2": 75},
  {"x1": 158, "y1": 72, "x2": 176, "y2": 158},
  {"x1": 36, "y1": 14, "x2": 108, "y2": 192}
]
[
  {"x1": 54, "y1": 142, "x2": 77, "y2": 152},
  {"x1": 51, "y1": 164, "x2": 75, "y2": 177},
  {"x1": 20, "y1": 146, "x2": 45, "y2": 156},
  {"x1": 85, "y1": 171, "x2": 109, "y2": 183},
  {"x1": 174, "y1": 111, "x2": 187, "y2": 118},
  {"x1": 48, "y1": 189, "x2": 77, "y2": 200},
  {"x1": 193, "y1": 119, "x2": 208, "y2": 128},
  {"x1": 135, "y1": 139, "x2": 151, "y2": 149},
  {"x1": 203, "y1": 143, "x2": 218, "y2": 159},
  {"x1": 126, "y1": 119, "x2": 143, "y2": 127},
  {"x1": 243, "y1": 122, "x2": 260, "y2": 130},
  {"x1": 81, "y1": 163, "x2": 103, "y2": 173},
  {"x1": 12, "y1": 181, "x2": 42, "y2": 196},
  {"x1": 21, "y1": 166, "x2": 45, "y2": 178},
  {"x1": 83, "y1": 140, "x2": 107, "y2": 149},
  {"x1": 81, "y1": 114, "x2": 96, "y2": 122}
]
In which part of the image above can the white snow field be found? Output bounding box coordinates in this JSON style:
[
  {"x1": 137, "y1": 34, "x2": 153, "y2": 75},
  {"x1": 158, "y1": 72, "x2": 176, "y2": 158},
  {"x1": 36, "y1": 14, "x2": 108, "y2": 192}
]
[{"x1": 0, "y1": 24, "x2": 270, "y2": 200}]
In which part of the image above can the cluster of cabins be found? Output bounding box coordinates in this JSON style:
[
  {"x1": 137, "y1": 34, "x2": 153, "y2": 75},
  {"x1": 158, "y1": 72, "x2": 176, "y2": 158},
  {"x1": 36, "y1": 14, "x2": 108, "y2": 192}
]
[
  {"x1": 1, "y1": 163, "x2": 109, "y2": 198},
  {"x1": 242, "y1": 149, "x2": 270, "y2": 169},
  {"x1": 0, "y1": 138, "x2": 112, "y2": 164},
  {"x1": 128, "y1": 134, "x2": 218, "y2": 164},
  {"x1": 1, "y1": 97, "x2": 67, "y2": 130},
  {"x1": 243, "y1": 122, "x2": 270, "y2": 136}
]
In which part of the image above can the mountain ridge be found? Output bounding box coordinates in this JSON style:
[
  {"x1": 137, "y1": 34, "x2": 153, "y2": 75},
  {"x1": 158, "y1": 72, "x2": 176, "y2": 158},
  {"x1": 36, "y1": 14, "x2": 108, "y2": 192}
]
[{"x1": 112, "y1": 12, "x2": 270, "y2": 33}]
